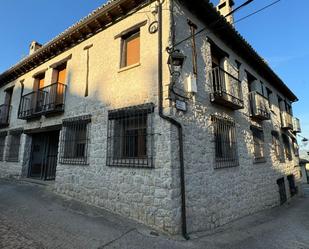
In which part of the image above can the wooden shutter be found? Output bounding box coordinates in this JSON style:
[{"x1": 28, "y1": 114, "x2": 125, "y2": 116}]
[
  {"x1": 125, "y1": 32, "x2": 140, "y2": 66},
  {"x1": 38, "y1": 78, "x2": 44, "y2": 89},
  {"x1": 57, "y1": 67, "x2": 66, "y2": 84},
  {"x1": 33, "y1": 74, "x2": 45, "y2": 91},
  {"x1": 56, "y1": 65, "x2": 66, "y2": 105}
]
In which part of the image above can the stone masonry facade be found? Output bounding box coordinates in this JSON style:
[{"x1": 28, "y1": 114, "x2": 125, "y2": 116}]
[{"x1": 0, "y1": 0, "x2": 301, "y2": 235}]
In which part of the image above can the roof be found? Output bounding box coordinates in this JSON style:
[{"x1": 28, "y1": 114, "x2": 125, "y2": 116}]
[
  {"x1": 0, "y1": 0, "x2": 299, "y2": 102},
  {"x1": 178, "y1": 0, "x2": 298, "y2": 102}
]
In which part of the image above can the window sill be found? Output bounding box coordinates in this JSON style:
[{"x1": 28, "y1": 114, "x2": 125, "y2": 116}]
[
  {"x1": 59, "y1": 158, "x2": 89, "y2": 166},
  {"x1": 5, "y1": 160, "x2": 19, "y2": 163},
  {"x1": 118, "y1": 63, "x2": 141, "y2": 73},
  {"x1": 253, "y1": 158, "x2": 266, "y2": 164},
  {"x1": 107, "y1": 158, "x2": 153, "y2": 168}
]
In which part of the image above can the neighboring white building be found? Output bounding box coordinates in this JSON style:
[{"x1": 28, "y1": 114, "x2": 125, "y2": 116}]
[
  {"x1": 300, "y1": 159, "x2": 309, "y2": 184},
  {"x1": 0, "y1": 0, "x2": 302, "y2": 236}
]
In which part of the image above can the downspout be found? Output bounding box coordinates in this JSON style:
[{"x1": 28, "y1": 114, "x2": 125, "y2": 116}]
[{"x1": 157, "y1": 0, "x2": 189, "y2": 240}]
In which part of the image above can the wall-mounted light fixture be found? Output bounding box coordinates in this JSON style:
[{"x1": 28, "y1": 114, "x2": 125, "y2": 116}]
[{"x1": 167, "y1": 50, "x2": 186, "y2": 75}]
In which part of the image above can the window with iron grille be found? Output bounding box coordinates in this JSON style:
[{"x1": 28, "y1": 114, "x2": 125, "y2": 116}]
[
  {"x1": 107, "y1": 103, "x2": 154, "y2": 168},
  {"x1": 59, "y1": 115, "x2": 91, "y2": 165},
  {"x1": 251, "y1": 126, "x2": 265, "y2": 163},
  {"x1": 271, "y1": 131, "x2": 284, "y2": 162},
  {"x1": 212, "y1": 115, "x2": 238, "y2": 169},
  {"x1": 0, "y1": 132, "x2": 7, "y2": 161},
  {"x1": 6, "y1": 130, "x2": 22, "y2": 162},
  {"x1": 282, "y1": 134, "x2": 292, "y2": 161}
]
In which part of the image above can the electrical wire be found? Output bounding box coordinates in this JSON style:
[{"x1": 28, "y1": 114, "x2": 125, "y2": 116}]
[{"x1": 170, "y1": 0, "x2": 281, "y2": 50}]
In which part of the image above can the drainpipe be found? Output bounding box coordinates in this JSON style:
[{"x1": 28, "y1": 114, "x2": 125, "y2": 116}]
[{"x1": 157, "y1": 0, "x2": 189, "y2": 240}]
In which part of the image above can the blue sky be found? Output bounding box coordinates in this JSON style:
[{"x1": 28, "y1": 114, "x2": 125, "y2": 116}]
[{"x1": 0, "y1": 0, "x2": 308, "y2": 151}]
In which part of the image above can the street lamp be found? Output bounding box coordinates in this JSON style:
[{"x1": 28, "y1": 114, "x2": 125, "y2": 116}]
[{"x1": 167, "y1": 50, "x2": 186, "y2": 75}]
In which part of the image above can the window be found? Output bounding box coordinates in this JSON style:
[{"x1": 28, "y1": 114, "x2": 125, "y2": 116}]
[
  {"x1": 121, "y1": 30, "x2": 140, "y2": 68},
  {"x1": 0, "y1": 132, "x2": 7, "y2": 161},
  {"x1": 59, "y1": 115, "x2": 91, "y2": 165},
  {"x1": 6, "y1": 130, "x2": 22, "y2": 162},
  {"x1": 235, "y1": 60, "x2": 241, "y2": 79},
  {"x1": 107, "y1": 103, "x2": 154, "y2": 168},
  {"x1": 285, "y1": 102, "x2": 292, "y2": 115},
  {"x1": 282, "y1": 134, "x2": 292, "y2": 161},
  {"x1": 292, "y1": 139, "x2": 299, "y2": 157},
  {"x1": 266, "y1": 87, "x2": 272, "y2": 109},
  {"x1": 246, "y1": 71, "x2": 256, "y2": 93},
  {"x1": 251, "y1": 126, "x2": 265, "y2": 162},
  {"x1": 208, "y1": 38, "x2": 228, "y2": 68},
  {"x1": 212, "y1": 115, "x2": 238, "y2": 169},
  {"x1": 271, "y1": 131, "x2": 284, "y2": 162}
]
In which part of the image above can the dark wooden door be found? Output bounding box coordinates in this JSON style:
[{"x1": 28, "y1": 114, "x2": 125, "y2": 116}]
[
  {"x1": 29, "y1": 131, "x2": 59, "y2": 181},
  {"x1": 277, "y1": 178, "x2": 287, "y2": 205}
]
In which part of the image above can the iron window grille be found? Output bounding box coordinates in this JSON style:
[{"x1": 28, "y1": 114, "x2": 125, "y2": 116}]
[
  {"x1": 0, "y1": 131, "x2": 7, "y2": 161},
  {"x1": 107, "y1": 103, "x2": 154, "y2": 168},
  {"x1": 251, "y1": 126, "x2": 265, "y2": 163},
  {"x1": 271, "y1": 131, "x2": 284, "y2": 162},
  {"x1": 282, "y1": 134, "x2": 292, "y2": 161},
  {"x1": 212, "y1": 115, "x2": 239, "y2": 169},
  {"x1": 6, "y1": 130, "x2": 22, "y2": 162},
  {"x1": 59, "y1": 115, "x2": 91, "y2": 165}
]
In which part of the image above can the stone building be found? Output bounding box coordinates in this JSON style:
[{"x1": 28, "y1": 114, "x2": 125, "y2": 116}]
[{"x1": 0, "y1": 0, "x2": 302, "y2": 237}]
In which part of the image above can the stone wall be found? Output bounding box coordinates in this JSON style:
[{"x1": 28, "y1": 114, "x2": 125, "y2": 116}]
[
  {"x1": 0, "y1": 1, "x2": 182, "y2": 235},
  {"x1": 170, "y1": 1, "x2": 300, "y2": 233},
  {"x1": 0, "y1": 0, "x2": 301, "y2": 236}
]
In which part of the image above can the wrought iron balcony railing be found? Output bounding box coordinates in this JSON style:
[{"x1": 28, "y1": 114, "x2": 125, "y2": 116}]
[
  {"x1": 209, "y1": 67, "x2": 244, "y2": 110},
  {"x1": 18, "y1": 82, "x2": 66, "y2": 120},
  {"x1": 293, "y1": 117, "x2": 301, "y2": 133},
  {"x1": 281, "y1": 111, "x2": 293, "y2": 130},
  {"x1": 0, "y1": 104, "x2": 11, "y2": 127},
  {"x1": 249, "y1": 91, "x2": 271, "y2": 121}
]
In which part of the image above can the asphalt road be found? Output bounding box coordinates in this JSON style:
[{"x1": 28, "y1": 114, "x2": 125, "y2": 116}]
[{"x1": 0, "y1": 179, "x2": 309, "y2": 249}]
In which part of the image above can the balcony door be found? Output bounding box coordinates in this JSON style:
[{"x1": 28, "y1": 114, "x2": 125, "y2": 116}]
[
  {"x1": 33, "y1": 73, "x2": 45, "y2": 112},
  {"x1": 55, "y1": 64, "x2": 66, "y2": 106},
  {"x1": 1, "y1": 87, "x2": 13, "y2": 125},
  {"x1": 4, "y1": 87, "x2": 13, "y2": 107}
]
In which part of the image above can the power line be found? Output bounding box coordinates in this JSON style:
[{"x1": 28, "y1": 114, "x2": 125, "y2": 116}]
[
  {"x1": 170, "y1": 0, "x2": 281, "y2": 50},
  {"x1": 233, "y1": 0, "x2": 281, "y2": 25}
]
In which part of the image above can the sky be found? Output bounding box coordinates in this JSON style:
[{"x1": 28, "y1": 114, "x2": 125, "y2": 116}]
[{"x1": 0, "y1": 0, "x2": 308, "y2": 155}]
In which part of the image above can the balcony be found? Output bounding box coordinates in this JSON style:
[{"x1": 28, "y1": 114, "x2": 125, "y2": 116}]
[
  {"x1": 249, "y1": 91, "x2": 271, "y2": 121},
  {"x1": 293, "y1": 117, "x2": 301, "y2": 133},
  {"x1": 0, "y1": 104, "x2": 11, "y2": 127},
  {"x1": 18, "y1": 82, "x2": 66, "y2": 120},
  {"x1": 281, "y1": 112, "x2": 293, "y2": 130},
  {"x1": 209, "y1": 67, "x2": 244, "y2": 110}
]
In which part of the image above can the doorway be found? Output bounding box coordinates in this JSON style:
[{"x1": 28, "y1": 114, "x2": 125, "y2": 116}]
[
  {"x1": 277, "y1": 177, "x2": 287, "y2": 205},
  {"x1": 28, "y1": 130, "x2": 60, "y2": 181}
]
